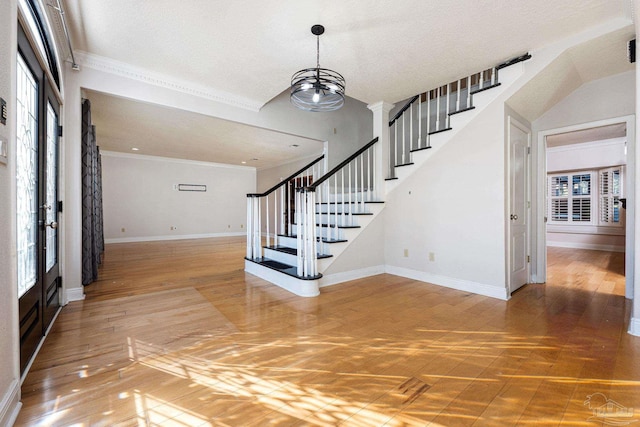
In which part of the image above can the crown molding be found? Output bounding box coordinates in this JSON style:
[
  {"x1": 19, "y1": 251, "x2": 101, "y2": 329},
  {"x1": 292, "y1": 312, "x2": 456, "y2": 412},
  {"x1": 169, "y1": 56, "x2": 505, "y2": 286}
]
[{"x1": 75, "y1": 51, "x2": 264, "y2": 112}]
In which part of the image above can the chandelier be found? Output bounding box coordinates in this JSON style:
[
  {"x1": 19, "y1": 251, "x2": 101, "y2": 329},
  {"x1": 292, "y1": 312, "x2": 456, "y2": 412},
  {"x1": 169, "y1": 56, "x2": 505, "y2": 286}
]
[{"x1": 290, "y1": 25, "x2": 345, "y2": 112}]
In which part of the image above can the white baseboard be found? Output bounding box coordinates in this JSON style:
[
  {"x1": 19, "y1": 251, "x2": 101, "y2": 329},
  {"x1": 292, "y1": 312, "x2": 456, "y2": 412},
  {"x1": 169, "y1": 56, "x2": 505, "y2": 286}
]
[
  {"x1": 629, "y1": 317, "x2": 640, "y2": 337},
  {"x1": 65, "y1": 287, "x2": 86, "y2": 304},
  {"x1": 319, "y1": 265, "x2": 385, "y2": 288},
  {"x1": 385, "y1": 265, "x2": 509, "y2": 300},
  {"x1": 105, "y1": 232, "x2": 246, "y2": 244},
  {"x1": 0, "y1": 379, "x2": 22, "y2": 427},
  {"x1": 547, "y1": 241, "x2": 625, "y2": 253}
]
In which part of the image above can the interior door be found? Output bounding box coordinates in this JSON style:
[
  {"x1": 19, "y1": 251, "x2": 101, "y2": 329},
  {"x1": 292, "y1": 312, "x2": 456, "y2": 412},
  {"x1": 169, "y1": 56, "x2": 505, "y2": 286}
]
[
  {"x1": 508, "y1": 117, "x2": 530, "y2": 293},
  {"x1": 17, "y1": 24, "x2": 61, "y2": 373}
]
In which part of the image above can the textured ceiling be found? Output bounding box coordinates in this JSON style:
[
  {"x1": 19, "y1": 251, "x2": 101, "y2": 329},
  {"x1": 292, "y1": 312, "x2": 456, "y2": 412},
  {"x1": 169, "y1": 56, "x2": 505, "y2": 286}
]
[
  {"x1": 86, "y1": 90, "x2": 323, "y2": 169},
  {"x1": 60, "y1": 0, "x2": 630, "y2": 107},
  {"x1": 49, "y1": 0, "x2": 633, "y2": 167}
]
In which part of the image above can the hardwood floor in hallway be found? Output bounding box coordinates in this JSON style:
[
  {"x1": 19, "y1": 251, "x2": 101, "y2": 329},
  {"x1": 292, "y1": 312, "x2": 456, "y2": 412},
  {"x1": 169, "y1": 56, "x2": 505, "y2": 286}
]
[{"x1": 15, "y1": 239, "x2": 640, "y2": 426}]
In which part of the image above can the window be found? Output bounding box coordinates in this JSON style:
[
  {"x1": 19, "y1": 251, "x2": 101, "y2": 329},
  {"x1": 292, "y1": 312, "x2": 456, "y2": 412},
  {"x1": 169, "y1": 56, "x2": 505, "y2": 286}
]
[
  {"x1": 548, "y1": 172, "x2": 592, "y2": 224},
  {"x1": 600, "y1": 167, "x2": 622, "y2": 225},
  {"x1": 547, "y1": 167, "x2": 624, "y2": 228}
]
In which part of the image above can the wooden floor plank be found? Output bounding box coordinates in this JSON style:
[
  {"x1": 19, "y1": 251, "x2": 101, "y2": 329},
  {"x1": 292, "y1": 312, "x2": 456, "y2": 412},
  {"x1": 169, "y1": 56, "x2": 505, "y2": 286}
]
[{"x1": 14, "y1": 239, "x2": 640, "y2": 426}]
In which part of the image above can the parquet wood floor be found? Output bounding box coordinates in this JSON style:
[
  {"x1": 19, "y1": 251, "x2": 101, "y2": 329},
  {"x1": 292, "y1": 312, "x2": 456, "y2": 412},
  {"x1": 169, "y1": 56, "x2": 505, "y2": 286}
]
[{"x1": 15, "y1": 239, "x2": 640, "y2": 426}]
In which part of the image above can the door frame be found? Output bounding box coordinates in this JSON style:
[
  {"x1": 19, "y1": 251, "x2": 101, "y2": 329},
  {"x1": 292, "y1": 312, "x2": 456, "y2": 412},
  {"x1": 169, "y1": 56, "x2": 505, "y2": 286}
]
[
  {"x1": 534, "y1": 115, "x2": 635, "y2": 299},
  {"x1": 506, "y1": 115, "x2": 531, "y2": 294}
]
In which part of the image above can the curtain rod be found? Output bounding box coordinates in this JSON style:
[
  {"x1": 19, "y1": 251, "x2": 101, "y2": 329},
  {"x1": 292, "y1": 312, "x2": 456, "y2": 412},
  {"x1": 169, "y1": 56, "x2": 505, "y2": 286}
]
[{"x1": 47, "y1": 0, "x2": 79, "y2": 70}]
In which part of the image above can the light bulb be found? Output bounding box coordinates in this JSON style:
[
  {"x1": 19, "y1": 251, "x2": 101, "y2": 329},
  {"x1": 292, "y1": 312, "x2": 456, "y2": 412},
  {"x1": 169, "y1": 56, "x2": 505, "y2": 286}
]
[{"x1": 312, "y1": 91, "x2": 320, "y2": 103}]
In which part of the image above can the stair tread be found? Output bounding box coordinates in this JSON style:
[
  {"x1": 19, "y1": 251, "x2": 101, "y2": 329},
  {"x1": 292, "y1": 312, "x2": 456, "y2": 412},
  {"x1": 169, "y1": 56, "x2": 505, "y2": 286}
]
[
  {"x1": 277, "y1": 234, "x2": 348, "y2": 244},
  {"x1": 318, "y1": 212, "x2": 373, "y2": 216},
  {"x1": 448, "y1": 106, "x2": 476, "y2": 116},
  {"x1": 385, "y1": 177, "x2": 399, "y2": 181},
  {"x1": 245, "y1": 257, "x2": 322, "y2": 280},
  {"x1": 264, "y1": 245, "x2": 332, "y2": 259},
  {"x1": 470, "y1": 82, "x2": 501, "y2": 95},
  {"x1": 292, "y1": 223, "x2": 361, "y2": 229},
  {"x1": 317, "y1": 201, "x2": 384, "y2": 204},
  {"x1": 410, "y1": 146, "x2": 432, "y2": 153},
  {"x1": 395, "y1": 162, "x2": 414, "y2": 167},
  {"x1": 428, "y1": 127, "x2": 453, "y2": 135}
]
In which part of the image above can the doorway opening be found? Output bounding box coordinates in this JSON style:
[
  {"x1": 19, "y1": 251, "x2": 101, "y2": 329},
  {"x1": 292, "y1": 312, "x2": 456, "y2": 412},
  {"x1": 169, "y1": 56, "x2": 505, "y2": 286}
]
[{"x1": 542, "y1": 120, "x2": 631, "y2": 298}]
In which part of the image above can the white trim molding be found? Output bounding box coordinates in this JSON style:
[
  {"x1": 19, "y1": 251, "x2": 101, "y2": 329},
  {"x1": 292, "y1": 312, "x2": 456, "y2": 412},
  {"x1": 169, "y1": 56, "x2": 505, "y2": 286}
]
[
  {"x1": 75, "y1": 51, "x2": 264, "y2": 112},
  {"x1": 629, "y1": 317, "x2": 640, "y2": 336},
  {"x1": 64, "y1": 287, "x2": 86, "y2": 304},
  {"x1": 0, "y1": 379, "x2": 21, "y2": 427},
  {"x1": 319, "y1": 265, "x2": 385, "y2": 288},
  {"x1": 105, "y1": 232, "x2": 245, "y2": 245},
  {"x1": 546, "y1": 241, "x2": 625, "y2": 252},
  {"x1": 385, "y1": 265, "x2": 509, "y2": 300}
]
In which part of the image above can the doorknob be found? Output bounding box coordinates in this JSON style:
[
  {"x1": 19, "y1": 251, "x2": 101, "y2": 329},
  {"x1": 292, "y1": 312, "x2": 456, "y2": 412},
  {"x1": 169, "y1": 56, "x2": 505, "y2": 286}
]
[
  {"x1": 46, "y1": 221, "x2": 58, "y2": 229},
  {"x1": 513, "y1": 214, "x2": 518, "y2": 221}
]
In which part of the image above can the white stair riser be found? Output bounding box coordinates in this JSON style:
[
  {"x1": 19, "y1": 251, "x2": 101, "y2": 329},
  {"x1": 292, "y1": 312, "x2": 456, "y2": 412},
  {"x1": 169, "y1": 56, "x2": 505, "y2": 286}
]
[
  {"x1": 317, "y1": 204, "x2": 370, "y2": 214},
  {"x1": 277, "y1": 235, "x2": 327, "y2": 253},
  {"x1": 263, "y1": 247, "x2": 297, "y2": 265},
  {"x1": 292, "y1": 224, "x2": 345, "y2": 240}
]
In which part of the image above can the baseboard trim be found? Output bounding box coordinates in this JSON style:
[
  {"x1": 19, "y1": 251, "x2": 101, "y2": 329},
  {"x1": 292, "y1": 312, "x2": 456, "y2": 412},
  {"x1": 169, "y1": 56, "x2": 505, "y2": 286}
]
[
  {"x1": 385, "y1": 265, "x2": 509, "y2": 300},
  {"x1": 319, "y1": 265, "x2": 385, "y2": 288},
  {"x1": 0, "y1": 380, "x2": 21, "y2": 427},
  {"x1": 629, "y1": 317, "x2": 640, "y2": 337},
  {"x1": 105, "y1": 232, "x2": 246, "y2": 244},
  {"x1": 65, "y1": 287, "x2": 86, "y2": 304},
  {"x1": 547, "y1": 241, "x2": 625, "y2": 253}
]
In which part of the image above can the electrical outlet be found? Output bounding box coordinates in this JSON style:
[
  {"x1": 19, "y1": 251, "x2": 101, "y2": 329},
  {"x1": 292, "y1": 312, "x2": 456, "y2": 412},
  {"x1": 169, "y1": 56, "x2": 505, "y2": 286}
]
[
  {"x1": 121, "y1": 227, "x2": 125, "y2": 233},
  {"x1": 429, "y1": 252, "x2": 435, "y2": 262},
  {"x1": 240, "y1": 224, "x2": 244, "y2": 228},
  {"x1": 403, "y1": 249, "x2": 409, "y2": 257}
]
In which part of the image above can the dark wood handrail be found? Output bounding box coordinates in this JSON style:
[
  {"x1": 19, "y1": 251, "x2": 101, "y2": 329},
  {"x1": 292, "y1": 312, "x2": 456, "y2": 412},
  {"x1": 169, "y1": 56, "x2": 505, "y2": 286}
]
[
  {"x1": 389, "y1": 95, "x2": 419, "y2": 127},
  {"x1": 308, "y1": 137, "x2": 378, "y2": 190},
  {"x1": 247, "y1": 154, "x2": 324, "y2": 198}
]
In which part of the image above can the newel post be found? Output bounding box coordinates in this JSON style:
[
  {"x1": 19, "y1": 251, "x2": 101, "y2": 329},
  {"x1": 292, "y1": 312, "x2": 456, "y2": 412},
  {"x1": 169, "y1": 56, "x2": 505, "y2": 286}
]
[{"x1": 367, "y1": 101, "x2": 395, "y2": 200}]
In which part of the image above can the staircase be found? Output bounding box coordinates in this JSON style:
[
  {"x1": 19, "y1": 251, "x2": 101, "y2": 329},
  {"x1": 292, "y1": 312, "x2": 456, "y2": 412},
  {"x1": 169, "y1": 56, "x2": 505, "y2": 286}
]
[{"x1": 245, "y1": 54, "x2": 531, "y2": 297}]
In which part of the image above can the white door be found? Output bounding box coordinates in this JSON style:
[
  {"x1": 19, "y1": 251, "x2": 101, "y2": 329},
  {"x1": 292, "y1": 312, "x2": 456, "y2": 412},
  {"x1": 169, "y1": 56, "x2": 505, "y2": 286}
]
[{"x1": 508, "y1": 117, "x2": 530, "y2": 293}]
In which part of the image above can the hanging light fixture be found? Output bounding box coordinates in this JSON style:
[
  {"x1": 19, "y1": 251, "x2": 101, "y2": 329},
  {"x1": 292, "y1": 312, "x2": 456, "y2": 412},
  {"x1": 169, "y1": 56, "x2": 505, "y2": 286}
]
[{"x1": 291, "y1": 25, "x2": 345, "y2": 112}]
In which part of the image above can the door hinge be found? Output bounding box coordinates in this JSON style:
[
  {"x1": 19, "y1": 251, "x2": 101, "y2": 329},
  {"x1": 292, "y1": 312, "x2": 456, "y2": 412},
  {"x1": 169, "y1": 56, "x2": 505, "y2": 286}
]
[
  {"x1": 58, "y1": 200, "x2": 63, "y2": 212},
  {"x1": 527, "y1": 201, "x2": 531, "y2": 209},
  {"x1": 58, "y1": 276, "x2": 62, "y2": 288},
  {"x1": 527, "y1": 147, "x2": 531, "y2": 154},
  {"x1": 58, "y1": 125, "x2": 63, "y2": 137},
  {"x1": 527, "y1": 255, "x2": 531, "y2": 263}
]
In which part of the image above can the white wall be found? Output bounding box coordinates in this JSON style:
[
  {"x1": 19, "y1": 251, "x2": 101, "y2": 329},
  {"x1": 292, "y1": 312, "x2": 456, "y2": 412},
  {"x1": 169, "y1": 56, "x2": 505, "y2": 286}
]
[
  {"x1": 547, "y1": 138, "x2": 626, "y2": 172},
  {"x1": 102, "y1": 152, "x2": 255, "y2": 242},
  {"x1": 534, "y1": 71, "x2": 635, "y2": 131},
  {"x1": 256, "y1": 154, "x2": 323, "y2": 193},
  {"x1": 0, "y1": 1, "x2": 22, "y2": 425},
  {"x1": 384, "y1": 98, "x2": 508, "y2": 298}
]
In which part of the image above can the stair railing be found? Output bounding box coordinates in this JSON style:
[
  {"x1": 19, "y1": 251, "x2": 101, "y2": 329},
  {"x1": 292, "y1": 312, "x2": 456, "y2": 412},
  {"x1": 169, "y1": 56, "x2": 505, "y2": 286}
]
[
  {"x1": 246, "y1": 154, "x2": 325, "y2": 261},
  {"x1": 295, "y1": 137, "x2": 379, "y2": 277},
  {"x1": 388, "y1": 67, "x2": 500, "y2": 178}
]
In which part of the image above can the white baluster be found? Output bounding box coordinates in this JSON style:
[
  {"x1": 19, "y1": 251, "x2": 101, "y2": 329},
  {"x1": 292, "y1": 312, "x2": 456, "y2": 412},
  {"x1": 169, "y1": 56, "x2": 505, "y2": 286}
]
[
  {"x1": 436, "y1": 86, "x2": 441, "y2": 132},
  {"x1": 266, "y1": 195, "x2": 270, "y2": 248},
  {"x1": 426, "y1": 90, "x2": 431, "y2": 144},
  {"x1": 456, "y1": 80, "x2": 461, "y2": 112},
  {"x1": 348, "y1": 162, "x2": 353, "y2": 225},
  {"x1": 402, "y1": 111, "x2": 406, "y2": 164},
  {"x1": 418, "y1": 94, "x2": 422, "y2": 149},
  {"x1": 296, "y1": 190, "x2": 303, "y2": 276},
  {"x1": 394, "y1": 121, "x2": 398, "y2": 171},
  {"x1": 333, "y1": 174, "x2": 338, "y2": 241},
  {"x1": 360, "y1": 152, "x2": 364, "y2": 211},
  {"x1": 254, "y1": 198, "x2": 261, "y2": 259},
  {"x1": 246, "y1": 197, "x2": 252, "y2": 259},
  {"x1": 341, "y1": 168, "x2": 345, "y2": 226},
  {"x1": 367, "y1": 148, "x2": 372, "y2": 202},
  {"x1": 467, "y1": 75, "x2": 471, "y2": 108},
  {"x1": 409, "y1": 102, "x2": 413, "y2": 153},
  {"x1": 446, "y1": 83, "x2": 451, "y2": 128},
  {"x1": 479, "y1": 70, "x2": 484, "y2": 90}
]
